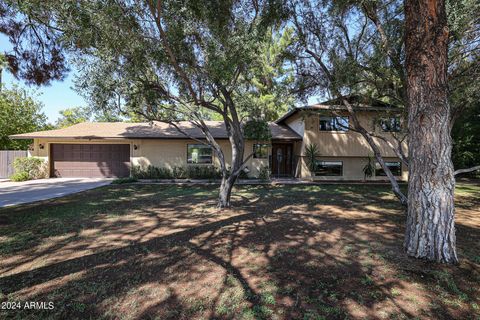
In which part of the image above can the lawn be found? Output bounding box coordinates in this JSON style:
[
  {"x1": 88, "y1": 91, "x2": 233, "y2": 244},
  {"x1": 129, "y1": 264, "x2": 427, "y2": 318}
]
[{"x1": 0, "y1": 183, "x2": 479, "y2": 320}]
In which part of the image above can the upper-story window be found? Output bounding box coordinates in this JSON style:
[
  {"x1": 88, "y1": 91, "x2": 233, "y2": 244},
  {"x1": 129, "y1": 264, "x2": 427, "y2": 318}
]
[
  {"x1": 379, "y1": 117, "x2": 401, "y2": 132},
  {"x1": 319, "y1": 116, "x2": 349, "y2": 131},
  {"x1": 187, "y1": 144, "x2": 213, "y2": 164}
]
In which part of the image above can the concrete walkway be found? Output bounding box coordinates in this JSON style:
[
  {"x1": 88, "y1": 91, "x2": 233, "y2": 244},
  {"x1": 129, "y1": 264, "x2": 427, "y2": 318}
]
[{"x1": 0, "y1": 178, "x2": 112, "y2": 207}]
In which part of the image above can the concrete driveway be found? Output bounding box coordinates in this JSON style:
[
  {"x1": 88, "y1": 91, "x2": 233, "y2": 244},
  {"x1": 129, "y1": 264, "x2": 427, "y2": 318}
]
[{"x1": 0, "y1": 178, "x2": 112, "y2": 207}]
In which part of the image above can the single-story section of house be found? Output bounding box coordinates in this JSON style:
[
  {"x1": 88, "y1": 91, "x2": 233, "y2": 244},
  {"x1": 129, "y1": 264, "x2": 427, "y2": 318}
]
[{"x1": 10, "y1": 121, "x2": 301, "y2": 179}]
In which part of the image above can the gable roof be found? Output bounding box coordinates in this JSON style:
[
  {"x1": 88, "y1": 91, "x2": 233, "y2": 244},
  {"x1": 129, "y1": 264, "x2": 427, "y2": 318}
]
[
  {"x1": 10, "y1": 121, "x2": 302, "y2": 140},
  {"x1": 276, "y1": 95, "x2": 402, "y2": 124}
]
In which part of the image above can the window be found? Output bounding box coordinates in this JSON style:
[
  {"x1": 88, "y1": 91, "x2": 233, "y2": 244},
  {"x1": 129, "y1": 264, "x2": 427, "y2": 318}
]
[
  {"x1": 187, "y1": 144, "x2": 213, "y2": 164},
  {"x1": 379, "y1": 117, "x2": 401, "y2": 132},
  {"x1": 315, "y1": 160, "x2": 343, "y2": 176},
  {"x1": 319, "y1": 116, "x2": 349, "y2": 131},
  {"x1": 375, "y1": 161, "x2": 402, "y2": 176},
  {"x1": 253, "y1": 143, "x2": 269, "y2": 159}
]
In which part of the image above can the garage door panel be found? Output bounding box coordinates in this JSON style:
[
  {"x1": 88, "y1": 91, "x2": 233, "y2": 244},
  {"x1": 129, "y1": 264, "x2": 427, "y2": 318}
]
[{"x1": 51, "y1": 144, "x2": 130, "y2": 178}]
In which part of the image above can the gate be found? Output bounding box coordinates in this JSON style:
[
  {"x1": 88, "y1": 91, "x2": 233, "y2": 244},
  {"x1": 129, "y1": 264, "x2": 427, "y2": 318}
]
[{"x1": 0, "y1": 150, "x2": 28, "y2": 178}]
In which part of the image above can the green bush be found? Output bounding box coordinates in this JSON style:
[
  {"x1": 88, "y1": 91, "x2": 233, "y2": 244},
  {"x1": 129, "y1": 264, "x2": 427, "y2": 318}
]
[
  {"x1": 10, "y1": 171, "x2": 30, "y2": 182},
  {"x1": 238, "y1": 169, "x2": 249, "y2": 179},
  {"x1": 185, "y1": 165, "x2": 221, "y2": 179},
  {"x1": 131, "y1": 165, "x2": 221, "y2": 179},
  {"x1": 111, "y1": 177, "x2": 138, "y2": 184},
  {"x1": 10, "y1": 157, "x2": 47, "y2": 181},
  {"x1": 258, "y1": 165, "x2": 271, "y2": 181}
]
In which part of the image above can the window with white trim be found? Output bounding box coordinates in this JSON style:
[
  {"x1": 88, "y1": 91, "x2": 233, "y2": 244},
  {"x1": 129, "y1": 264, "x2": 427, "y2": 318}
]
[{"x1": 187, "y1": 144, "x2": 213, "y2": 164}]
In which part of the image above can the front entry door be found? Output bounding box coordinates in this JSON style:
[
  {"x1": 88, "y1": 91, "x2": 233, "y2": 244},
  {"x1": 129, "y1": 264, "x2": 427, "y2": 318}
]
[{"x1": 271, "y1": 144, "x2": 293, "y2": 177}]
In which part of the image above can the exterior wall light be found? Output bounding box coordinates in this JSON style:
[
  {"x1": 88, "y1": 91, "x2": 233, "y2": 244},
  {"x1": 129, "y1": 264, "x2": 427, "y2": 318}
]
[{"x1": 39, "y1": 143, "x2": 45, "y2": 149}]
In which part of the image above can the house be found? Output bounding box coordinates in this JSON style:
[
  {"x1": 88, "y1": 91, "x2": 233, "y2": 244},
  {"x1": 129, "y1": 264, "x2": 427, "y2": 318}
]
[{"x1": 10, "y1": 97, "x2": 408, "y2": 181}]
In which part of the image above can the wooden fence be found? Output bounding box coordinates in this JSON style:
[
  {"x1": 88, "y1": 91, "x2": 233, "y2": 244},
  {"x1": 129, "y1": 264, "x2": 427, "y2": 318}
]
[{"x1": 0, "y1": 150, "x2": 28, "y2": 178}]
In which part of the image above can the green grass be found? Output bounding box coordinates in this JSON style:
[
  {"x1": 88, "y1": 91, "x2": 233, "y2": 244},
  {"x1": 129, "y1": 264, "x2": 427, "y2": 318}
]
[{"x1": 0, "y1": 183, "x2": 479, "y2": 320}]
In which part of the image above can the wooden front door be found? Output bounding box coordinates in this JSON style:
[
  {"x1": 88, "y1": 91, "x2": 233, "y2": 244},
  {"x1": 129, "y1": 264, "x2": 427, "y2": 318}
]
[{"x1": 271, "y1": 143, "x2": 293, "y2": 177}]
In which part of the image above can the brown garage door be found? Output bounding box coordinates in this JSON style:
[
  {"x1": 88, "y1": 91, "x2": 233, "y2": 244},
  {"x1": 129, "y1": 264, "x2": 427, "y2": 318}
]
[{"x1": 51, "y1": 144, "x2": 130, "y2": 178}]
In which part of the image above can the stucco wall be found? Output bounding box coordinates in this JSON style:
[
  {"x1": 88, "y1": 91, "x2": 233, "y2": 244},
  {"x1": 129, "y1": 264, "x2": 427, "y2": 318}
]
[
  {"x1": 31, "y1": 138, "x2": 270, "y2": 178},
  {"x1": 300, "y1": 111, "x2": 408, "y2": 157},
  {"x1": 133, "y1": 139, "x2": 270, "y2": 177}
]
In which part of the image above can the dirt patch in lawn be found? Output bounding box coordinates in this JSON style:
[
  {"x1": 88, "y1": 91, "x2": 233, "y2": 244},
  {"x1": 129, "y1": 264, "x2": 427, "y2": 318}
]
[{"x1": 0, "y1": 184, "x2": 479, "y2": 319}]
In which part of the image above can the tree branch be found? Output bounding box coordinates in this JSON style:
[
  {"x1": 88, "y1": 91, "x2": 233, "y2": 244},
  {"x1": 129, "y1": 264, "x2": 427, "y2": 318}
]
[{"x1": 454, "y1": 165, "x2": 480, "y2": 176}]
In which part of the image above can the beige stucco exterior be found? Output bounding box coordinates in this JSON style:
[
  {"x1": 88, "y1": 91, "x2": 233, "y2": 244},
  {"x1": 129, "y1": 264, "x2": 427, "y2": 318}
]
[
  {"x1": 27, "y1": 108, "x2": 407, "y2": 181},
  {"x1": 283, "y1": 111, "x2": 408, "y2": 181},
  {"x1": 30, "y1": 138, "x2": 270, "y2": 178}
]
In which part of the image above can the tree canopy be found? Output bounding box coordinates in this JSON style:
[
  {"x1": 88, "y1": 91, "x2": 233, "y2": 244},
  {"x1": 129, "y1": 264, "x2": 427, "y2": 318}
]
[{"x1": 0, "y1": 86, "x2": 50, "y2": 150}]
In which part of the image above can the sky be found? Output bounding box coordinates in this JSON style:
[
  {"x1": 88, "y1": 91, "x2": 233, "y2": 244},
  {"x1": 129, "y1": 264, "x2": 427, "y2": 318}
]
[{"x1": 1, "y1": 34, "x2": 88, "y2": 124}]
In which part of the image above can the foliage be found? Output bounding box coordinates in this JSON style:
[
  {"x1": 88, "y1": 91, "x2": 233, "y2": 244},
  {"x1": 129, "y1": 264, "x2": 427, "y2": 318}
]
[
  {"x1": 452, "y1": 103, "x2": 480, "y2": 175},
  {"x1": 11, "y1": 157, "x2": 47, "y2": 181},
  {"x1": 363, "y1": 155, "x2": 375, "y2": 179},
  {"x1": 238, "y1": 169, "x2": 250, "y2": 180},
  {"x1": 55, "y1": 106, "x2": 127, "y2": 127},
  {"x1": 304, "y1": 143, "x2": 320, "y2": 173},
  {"x1": 0, "y1": 86, "x2": 50, "y2": 150},
  {"x1": 131, "y1": 165, "x2": 222, "y2": 180},
  {"x1": 258, "y1": 165, "x2": 271, "y2": 181},
  {"x1": 243, "y1": 119, "x2": 272, "y2": 141},
  {"x1": 0, "y1": 2, "x2": 69, "y2": 85},
  {"x1": 10, "y1": 171, "x2": 30, "y2": 182},
  {"x1": 232, "y1": 27, "x2": 296, "y2": 121},
  {"x1": 55, "y1": 106, "x2": 91, "y2": 128},
  {"x1": 111, "y1": 177, "x2": 138, "y2": 184}
]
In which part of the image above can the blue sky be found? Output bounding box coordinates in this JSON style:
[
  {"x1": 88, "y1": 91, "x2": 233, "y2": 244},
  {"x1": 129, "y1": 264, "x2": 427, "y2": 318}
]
[{"x1": 1, "y1": 35, "x2": 88, "y2": 123}]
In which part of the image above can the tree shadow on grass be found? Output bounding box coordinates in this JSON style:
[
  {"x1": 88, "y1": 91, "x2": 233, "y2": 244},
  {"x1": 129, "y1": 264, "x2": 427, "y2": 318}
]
[{"x1": 0, "y1": 184, "x2": 479, "y2": 319}]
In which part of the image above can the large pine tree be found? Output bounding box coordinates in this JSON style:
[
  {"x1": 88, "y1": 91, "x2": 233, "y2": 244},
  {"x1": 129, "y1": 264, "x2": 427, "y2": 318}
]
[{"x1": 404, "y1": 0, "x2": 457, "y2": 263}]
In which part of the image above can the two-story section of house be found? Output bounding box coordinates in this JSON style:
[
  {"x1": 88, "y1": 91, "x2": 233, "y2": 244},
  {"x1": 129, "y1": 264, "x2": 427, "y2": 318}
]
[{"x1": 274, "y1": 96, "x2": 408, "y2": 181}]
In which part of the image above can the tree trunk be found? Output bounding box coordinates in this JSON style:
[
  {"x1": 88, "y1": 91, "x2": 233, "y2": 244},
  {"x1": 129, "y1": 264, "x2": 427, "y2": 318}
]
[
  {"x1": 404, "y1": 0, "x2": 458, "y2": 263},
  {"x1": 217, "y1": 130, "x2": 244, "y2": 208},
  {"x1": 218, "y1": 176, "x2": 235, "y2": 208},
  {"x1": 216, "y1": 88, "x2": 246, "y2": 209}
]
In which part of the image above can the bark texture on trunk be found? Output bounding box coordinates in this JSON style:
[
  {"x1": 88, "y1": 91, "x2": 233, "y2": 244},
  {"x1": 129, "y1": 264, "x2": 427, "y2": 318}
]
[
  {"x1": 218, "y1": 176, "x2": 236, "y2": 208},
  {"x1": 216, "y1": 89, "x2": 245, "y2": 209},
  {"x1": 404, "y1": 0, "x2": 458, "y2": 263}
]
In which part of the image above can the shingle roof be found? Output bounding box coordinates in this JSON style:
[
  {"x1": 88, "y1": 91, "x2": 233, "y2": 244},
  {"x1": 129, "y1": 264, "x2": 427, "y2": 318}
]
[
  {"x1": 276, "y1": 96, "x2": 402, "y2": 124},
  {"x1": 10, "y1": 121, "x2": 302, "y2": 140}
]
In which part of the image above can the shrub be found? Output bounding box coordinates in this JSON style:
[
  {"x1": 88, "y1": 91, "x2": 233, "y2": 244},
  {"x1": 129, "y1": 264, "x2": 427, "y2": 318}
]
[
  {"x1": 111, "y1": 177, "x2": 138, "y2": 184},
  {"x1": 363, "y1": 155, "x2": 375, "y2": 179},
  {"x1": 304, "y1": 143, "x2": 320, "y2": 174},
  {"x1": 10, "y1": 171, "x2": 30, "y2": 182},
  {"x1": 258, "y1": 165, "x2": 271, "y2": 181},
  {"x1": 10, "y1": 157, "x2": 47, "y2": 181},
  {"x1": 131, "y1": 165, "x2": 221, "y2": 179},
  {"x1": 185, "y1": 165, "x2": 221, "y2": 179},
  {"x1": 238, "y1": 169, "x2": 249, "y2": 179}
]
